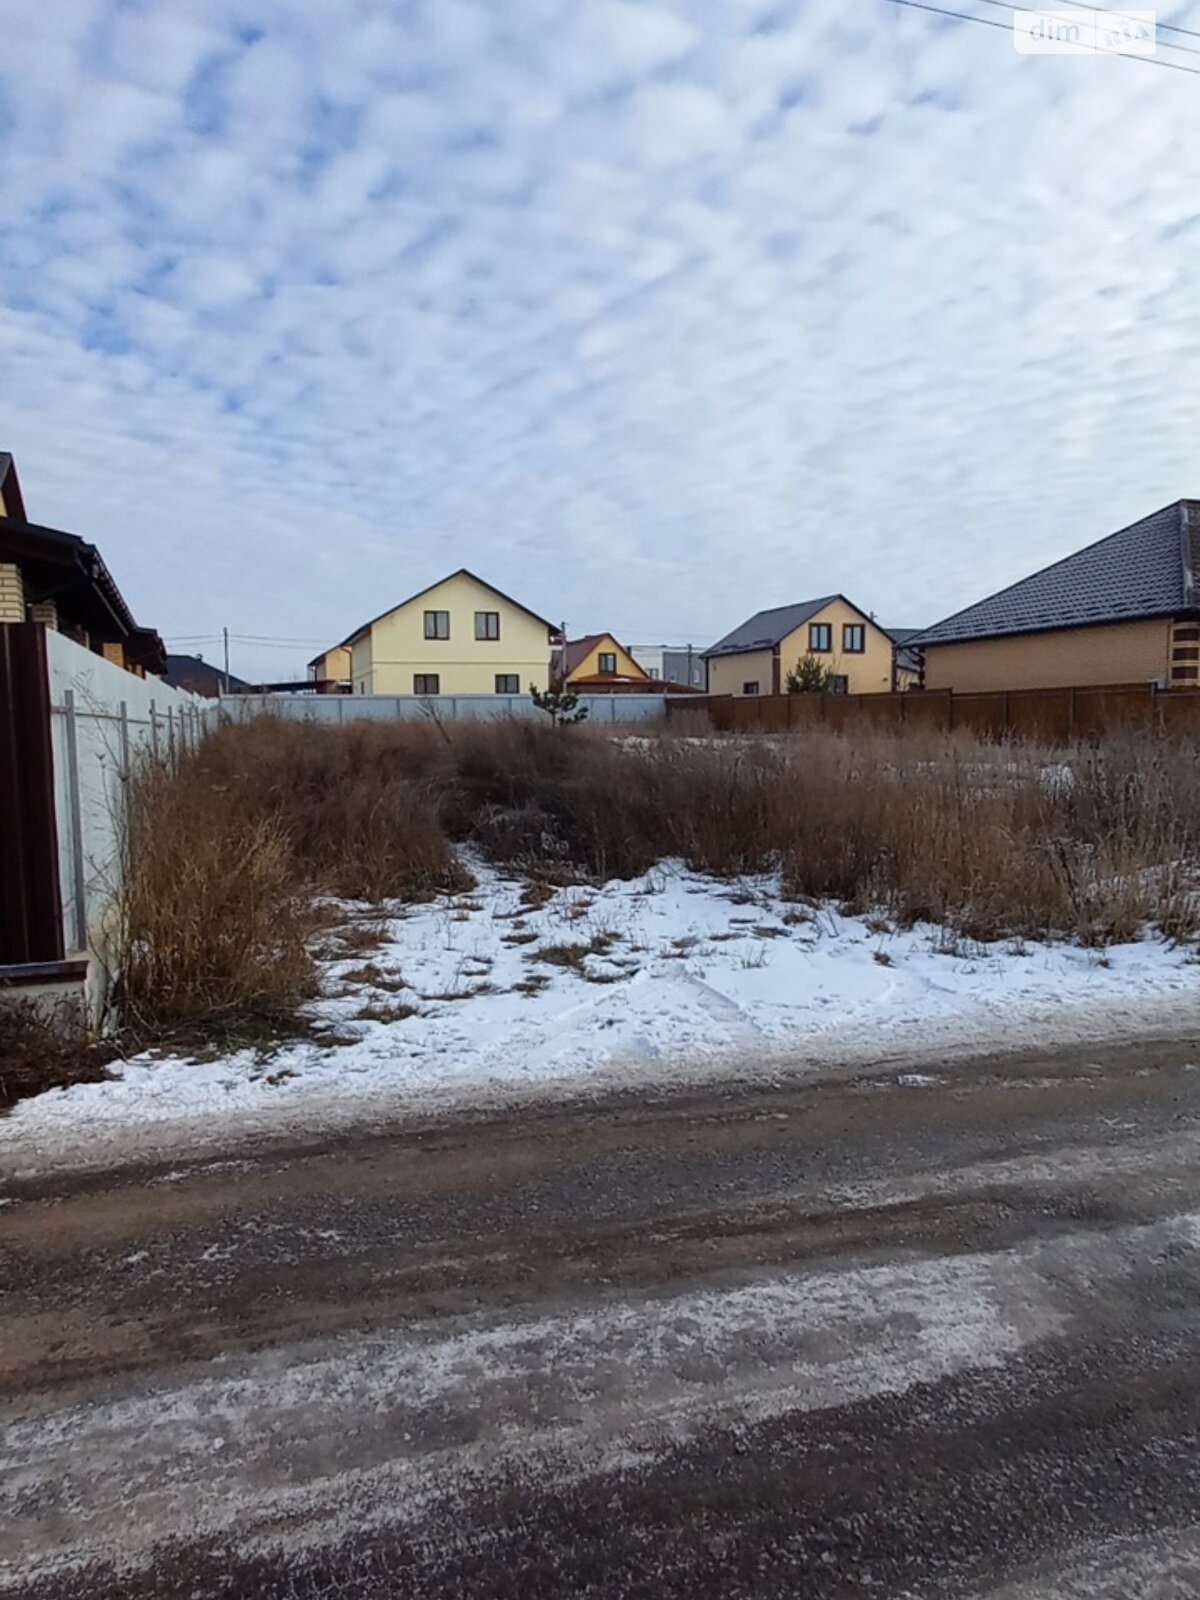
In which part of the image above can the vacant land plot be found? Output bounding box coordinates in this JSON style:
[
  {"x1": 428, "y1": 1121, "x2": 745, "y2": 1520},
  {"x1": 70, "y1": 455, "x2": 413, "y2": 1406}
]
[{"x1": 5, "y1": 717, "x2": 1200, "y2": 1140}]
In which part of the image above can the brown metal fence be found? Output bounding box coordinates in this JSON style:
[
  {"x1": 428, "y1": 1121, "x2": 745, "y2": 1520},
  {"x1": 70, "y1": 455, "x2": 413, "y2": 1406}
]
[
  {"x1": 667, "y1": 683, "x2": 1200, "y2": 740},
  {"x1": 0, "y1": 623, "x2": 65, "y2": 968}
]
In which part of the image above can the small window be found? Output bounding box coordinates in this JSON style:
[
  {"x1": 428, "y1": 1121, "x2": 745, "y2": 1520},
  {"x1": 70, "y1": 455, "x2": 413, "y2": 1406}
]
[
  {"x1": 495, "y1": 674, "x2": 519, "y2": 694},
  {"x1": 598, "y1": 651, "x2": 617, "y2": 674},
  {"x1": 843, "y1": 624, "x2": 865, "y2": 654},
  {"x1": 424, "y1": 610, "x2": 450, "y2": 640},
  {"x1": 413, "y1": 673, "x2": 440, "y2": 695},
  {"x1": 828, "y1": 674, "x2": 849, "y2": 695},
  {"x1": 475, "y1": 611, "x2": 500, "y2": 640},
  {"x1": 742, "y1": 680, "x2": 760, "y2": 696},
  {"x1": 809, "y1": 623, "x2": 832, "y2": 653}
]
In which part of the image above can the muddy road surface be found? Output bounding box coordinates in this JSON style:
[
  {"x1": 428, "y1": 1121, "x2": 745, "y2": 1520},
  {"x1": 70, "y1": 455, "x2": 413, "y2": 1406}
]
[{"x1": 5, "y1": 1036, "x2": 1200, "y2": 1597}]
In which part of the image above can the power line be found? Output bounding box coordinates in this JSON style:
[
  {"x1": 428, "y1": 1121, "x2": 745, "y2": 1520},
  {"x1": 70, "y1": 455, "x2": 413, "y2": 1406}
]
[
  {"x1": 886, "y1": 0, "x2": 1015, "y2": 31},
  {"x1": 884, "y1": 0, "x2": 1200, "y2": 73},
  {"x1": 167, "y1": 633, "x2": 330, "y2": 647}
]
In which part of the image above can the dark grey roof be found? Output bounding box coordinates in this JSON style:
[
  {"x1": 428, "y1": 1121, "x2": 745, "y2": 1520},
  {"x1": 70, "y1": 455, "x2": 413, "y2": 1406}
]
[
  {"x1": 912, "y1": 501, "x2": 1200, "y2": 648},
  {"x1": 164, "y1": 655, "x2": 249, "y2": 697},
  {"x1": 884, "y1": 627, "x2": 924, "y2": 644},
  {"x1": 705, "y1": 596, "x2": 841, "y2": 658}
]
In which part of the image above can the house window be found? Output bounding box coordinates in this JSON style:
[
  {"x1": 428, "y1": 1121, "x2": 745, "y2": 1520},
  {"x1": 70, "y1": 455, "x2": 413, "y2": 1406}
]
[
  {"x1": 742, "y1": 680, "x2": 760, "y2": 696},
  {"x1": 495, "y1": 674, "x2": 519, "y2": 694},
  {"x1": 843, "y1": 624, "x2": 865, "y2": 654},
  {"x1": 413, "y1": 674, "x2": 440, "y2": 695},
  {"x1": 809, "y1": 623, "x2": 832, "y2": 653},
  {"x1": 424, "y1": 610, "x2": 450, "y2": 640},
  {"x1": 598, "y1": 651, "x2": 617, "y2": 674},
  {"x1": 828, "y1": 674, "x2": 849, "y2": 695},
  {"x1": 475, "y1": 611, "x2": 500, "y2": 640}
]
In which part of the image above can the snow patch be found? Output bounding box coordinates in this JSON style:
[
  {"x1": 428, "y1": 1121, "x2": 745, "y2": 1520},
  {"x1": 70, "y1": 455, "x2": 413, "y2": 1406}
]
[{"x1": 2, "y1": 860, "x2": 1196, "y2": 1174}]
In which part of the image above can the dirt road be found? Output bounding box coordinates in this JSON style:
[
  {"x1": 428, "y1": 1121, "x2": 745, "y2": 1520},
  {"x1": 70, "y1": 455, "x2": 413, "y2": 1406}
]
[{"x1": 5, "y1": 1035, "x2": 1200, "y2": 1597}]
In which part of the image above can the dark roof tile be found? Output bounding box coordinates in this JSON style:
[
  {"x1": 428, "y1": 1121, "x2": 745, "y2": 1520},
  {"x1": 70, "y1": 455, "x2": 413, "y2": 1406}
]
[
  {"x1": 705, "y1": 596, "x2": 840, "y2": 658},
  {"x1": 912, "y1": 501, "x2": 1200, "y2": 648}
]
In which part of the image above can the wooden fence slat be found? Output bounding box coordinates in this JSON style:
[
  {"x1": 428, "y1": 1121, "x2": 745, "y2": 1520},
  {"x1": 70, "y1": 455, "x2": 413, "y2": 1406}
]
[{"x1": 663, "y1": 683, "x2": 1200, "y2": 740}]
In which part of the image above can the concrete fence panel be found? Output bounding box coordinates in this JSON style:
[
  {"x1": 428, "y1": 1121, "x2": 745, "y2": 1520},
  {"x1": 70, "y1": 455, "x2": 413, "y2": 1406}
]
[
  {"x1": 217, "y1": 693, "x2": 672, "y2": 725},
  {"x1": 43, "y1": 630, "x2": 208, "y2": 1008}
]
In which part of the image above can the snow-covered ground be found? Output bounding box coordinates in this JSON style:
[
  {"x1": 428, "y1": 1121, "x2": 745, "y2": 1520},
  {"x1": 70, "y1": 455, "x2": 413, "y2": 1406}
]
[{"x1": 3, "y1": 859, "x2": 1198, "y2": 1173}]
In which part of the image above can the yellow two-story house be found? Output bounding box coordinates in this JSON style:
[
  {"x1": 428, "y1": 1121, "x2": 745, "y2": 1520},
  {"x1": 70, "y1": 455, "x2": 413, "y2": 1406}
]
[
  {"x1": 705, "y1": 595, "x2": 897, "y2": 695},
  {"x1": 345, "y1": 569, "x2": 556, "y2": 696}
]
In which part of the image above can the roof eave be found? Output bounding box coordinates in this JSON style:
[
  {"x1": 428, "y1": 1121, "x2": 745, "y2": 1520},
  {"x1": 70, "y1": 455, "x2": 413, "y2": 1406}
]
[
  {"x1": 340, "y1": 567, "x2": 556, "y2": 645},
  {"x1": 916, "y1": 605, "x2": 1192, "y2": 649}
]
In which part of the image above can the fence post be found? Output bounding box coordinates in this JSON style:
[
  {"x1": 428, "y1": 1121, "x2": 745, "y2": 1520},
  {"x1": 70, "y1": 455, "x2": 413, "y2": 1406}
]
[
  {"x1": 149, "y1": 699, "x2": 160, "y2": 762},
  {"x1": 167, "y1": 706, "x2": 176, "y2": 769},
  {"x1": 947, "y1": 691, "x2": 954, "y2": 732},
  {"x1": 61, "y1": 688, "x2": 89, "y2": 953},
  {"x1": 1067, "y1": 686, "x2": 1076, "y2": 742},
  {"x1": 119, "y1": 699, "x2": 131, "y2": 777}
]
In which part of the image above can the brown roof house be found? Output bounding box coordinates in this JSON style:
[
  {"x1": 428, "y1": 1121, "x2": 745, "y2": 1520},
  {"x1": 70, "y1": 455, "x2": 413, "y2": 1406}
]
[
  {"x1": 560, "y1": 632, "x2": 651, "y2": 691},
  {"x1": 0, "y1": 455, "x2": 166, "y2": 676},
  {"x1": 910, "y1": 501, "x2": 1200, "y2": 692}
]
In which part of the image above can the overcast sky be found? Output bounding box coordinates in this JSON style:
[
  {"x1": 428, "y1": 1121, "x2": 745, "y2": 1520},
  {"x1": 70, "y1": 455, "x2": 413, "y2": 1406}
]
[{"x1": 3, "y1": 0, "x2": 1199, "y2": 682}]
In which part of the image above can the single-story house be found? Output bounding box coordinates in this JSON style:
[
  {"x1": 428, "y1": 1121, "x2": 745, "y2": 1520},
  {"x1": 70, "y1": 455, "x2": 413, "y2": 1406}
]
[
  {"x1": 0, "y1": 454, "x2": 165, "y2": 677},
  {"x1": 560, "y1": 632, "x2": 651, "y2": 691},
  {"x1": 344, "y1": 568, "x2": 556, "y2": 696},
  {"x1": 910, "y1": 500, "x2": 1200, "y2": 692},
  {"x1": 704, "y1": 596, "x2": 898, "y2": 695},
  {"x1": 887, "y1": 628, "x2": 925, "y2": 691},
  {"x1": 164, "y1": 655, "x2": 250, "y2": 698}
]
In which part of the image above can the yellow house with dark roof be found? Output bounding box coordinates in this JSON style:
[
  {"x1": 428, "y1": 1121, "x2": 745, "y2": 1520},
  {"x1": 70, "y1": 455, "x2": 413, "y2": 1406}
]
[
  {"x1": 705, "y1": 595, "x2": 896, "y2": 696},
  {"x1": 911, "y1": 501, "x2": 1200, "y2": 692}
]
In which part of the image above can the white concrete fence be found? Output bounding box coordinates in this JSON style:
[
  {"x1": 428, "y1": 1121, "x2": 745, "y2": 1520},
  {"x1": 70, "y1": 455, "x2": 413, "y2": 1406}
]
[
  {"x1": 217, "y1": 692, "x2": 674, "y2": 725},
  {"x1": 45, "y1": 630, "x2": 208, "y2": 1002}
]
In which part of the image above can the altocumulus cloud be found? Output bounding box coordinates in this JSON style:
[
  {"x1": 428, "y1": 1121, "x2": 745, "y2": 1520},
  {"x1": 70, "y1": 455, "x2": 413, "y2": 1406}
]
[{"x1": 2, "y1": 0, "x2": 1200, "y2": 677}]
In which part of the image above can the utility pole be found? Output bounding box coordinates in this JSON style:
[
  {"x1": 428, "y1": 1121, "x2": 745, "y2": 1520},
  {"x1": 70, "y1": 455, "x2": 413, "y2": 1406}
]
[{"x1": 222, "y1": 627, "x2": 230, "y2": 697}]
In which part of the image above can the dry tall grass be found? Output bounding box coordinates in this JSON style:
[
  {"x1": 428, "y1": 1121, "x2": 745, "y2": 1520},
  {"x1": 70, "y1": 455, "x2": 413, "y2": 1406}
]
[
  {"x1": 114, "y1": 760, "x2": 318, "y2": 1043},
  {"x1": 111, "y1": 717, "x2": 1200, "y2": 1045},
  {"x1": 0, "y1": 995, "x2": 113, "y2": 1111}
]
